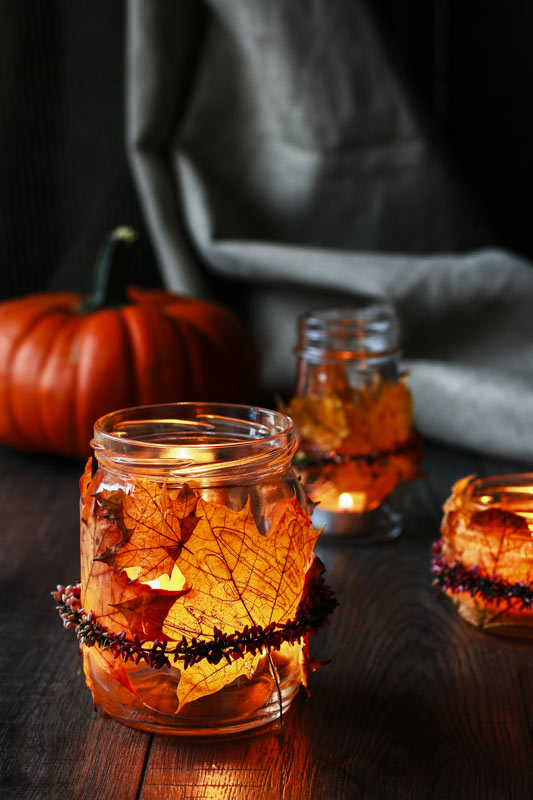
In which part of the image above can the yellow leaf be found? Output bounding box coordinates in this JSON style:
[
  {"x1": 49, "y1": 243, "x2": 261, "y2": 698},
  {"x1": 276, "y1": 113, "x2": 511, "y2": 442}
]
[
  {"x1": 163, "y1": 495, "x2": 319, "y2": 707},
  {"x1": 96, "y1": 481, "x2": 199, "y2": 581},
  {"x1": 286, "y1": 393, "x2": 349, "y2": 450},
  {"x1": 176, "y1": 652, "x2": 261, "y2": 711}
]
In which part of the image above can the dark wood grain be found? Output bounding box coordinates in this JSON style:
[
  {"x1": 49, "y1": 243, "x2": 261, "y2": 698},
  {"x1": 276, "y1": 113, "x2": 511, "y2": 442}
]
[{"x1": 1, "y1": 442, "x2": 532, "y2": 799}]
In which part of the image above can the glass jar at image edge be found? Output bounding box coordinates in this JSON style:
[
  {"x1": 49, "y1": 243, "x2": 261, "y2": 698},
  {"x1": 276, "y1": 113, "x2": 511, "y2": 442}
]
[
  {"x1": 80, "y1": 403, "x2": 317, "y2": 735},
  {"x1": 437, "y1": 473, "x2": 533, "y2": 634},
  {"x1": 286, "y1": 305, "x2": 421, "y2": 540}
]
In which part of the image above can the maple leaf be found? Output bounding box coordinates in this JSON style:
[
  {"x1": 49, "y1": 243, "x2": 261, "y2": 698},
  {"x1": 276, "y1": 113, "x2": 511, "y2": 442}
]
[
  {"x1": 108, "y1": 589, "x2": 188, "y2": 642},
  {"x1": 163, "y1": 494, "x2": 320, "y2": 709},
  {"x1": 288, "y1": 379, "x2": 415, "y2": 457},
  {"x1": 83, "y1": 643, "x2": 140, "y2": 703},
  {"x1": 95, "y1": 481, "x2": 199, "y2": 580},
  {"x1": 339, "y1": 379, "x2": 414, "y2": 456},
  {"x1": 81, "y1": 479, "x2": 188, "y2": 640},
  {"x1": 287, "y1": 392, "x2": 350, "y2": 451},
  {"x1": 175, "y1": 652, "x2": 261, "y2": 711}
]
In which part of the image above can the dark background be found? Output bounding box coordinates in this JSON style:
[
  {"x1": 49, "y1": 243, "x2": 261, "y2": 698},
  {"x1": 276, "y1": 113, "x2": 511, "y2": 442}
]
[{"x1": 1, "y1": 0, "x2": 531, "y2": 301}]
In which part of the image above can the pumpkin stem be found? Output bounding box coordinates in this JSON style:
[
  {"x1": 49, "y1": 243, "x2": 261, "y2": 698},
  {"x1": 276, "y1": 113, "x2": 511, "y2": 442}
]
[{"x1": 80, "y1": 226, "x2": 138, "y2": 312}]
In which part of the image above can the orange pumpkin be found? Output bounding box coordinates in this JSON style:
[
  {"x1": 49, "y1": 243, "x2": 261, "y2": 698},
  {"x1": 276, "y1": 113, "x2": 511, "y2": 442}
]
[{"x1": 0, "y1": 227, "x2": 257, "y2": 458}]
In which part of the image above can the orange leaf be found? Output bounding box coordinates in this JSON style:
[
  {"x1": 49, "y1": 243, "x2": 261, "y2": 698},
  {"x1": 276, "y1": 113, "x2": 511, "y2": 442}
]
[
  {"x1": 162, "y1": 494, "x2": 320, "y2": 708},
  {"x1": 175, "y1": 652, "x2": 261, "y2": 711},
  {"x1": 289, "y1": 379, "x2": 415, "y2": 457},
  {"x1": 81, "y1": 490, "x2": 186, "y2": 641},
  {"x1": 95, "y1": 481, "x2": 199, "y2": 580},
  {"x1": 108, "y1": 588, "x2": 189, "y2": 642},
  {"x1": 83, "y1": 644, "x2": 141, "y2": 701},
  {"x1": 286, "y1": 393, "x2": 349, "y2": 451}
]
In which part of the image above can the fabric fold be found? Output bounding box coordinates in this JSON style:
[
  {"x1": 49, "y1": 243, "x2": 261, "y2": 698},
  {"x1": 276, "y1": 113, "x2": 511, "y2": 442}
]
[{"x1": 125, "y1": 0, "x2": 533, "y2": 461}]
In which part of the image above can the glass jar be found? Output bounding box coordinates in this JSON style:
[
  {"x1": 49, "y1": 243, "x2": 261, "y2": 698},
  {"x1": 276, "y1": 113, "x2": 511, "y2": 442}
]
[
  {"x1": 80, "y1": 403, "x2": 323, "y2": 735},
  {"x1": 434, "y1": 474, "x2": 533, "y2": 636},
  {"x1": 286, "y1": 305, "x2": 421, "y2": 542}
]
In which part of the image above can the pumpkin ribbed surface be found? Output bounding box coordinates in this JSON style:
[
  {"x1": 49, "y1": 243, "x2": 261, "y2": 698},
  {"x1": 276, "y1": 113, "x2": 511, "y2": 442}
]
[{"x1": 0, "y1": 288, "x2": 256, "y2": 458}]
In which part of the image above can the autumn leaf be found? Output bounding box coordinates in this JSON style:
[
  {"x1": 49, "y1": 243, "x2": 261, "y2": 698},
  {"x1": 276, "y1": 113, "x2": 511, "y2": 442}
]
[
  {"x1": 286, "y1": 392, "x2": 350, "y2": 451},
  {"x1": 175, "y1": 651, "x2": 261, "y2": 710},
  {"x1": 80, "y1": 479, "x2": 189, "y2": 640},
  {"x1": 470, "y1": 508, "x2": 530, "y2": 534},
  {"x1": 162, "y1": 494, "x2": 320, "y2": 709},
  {"x1": 83, "y1": 643, "x2": 141, "y2": 703},
  {"x1": 288, "y1": 379, "x2": 415, "y2": 457},
  {"x1": 95, "y1": 481, "x2": 199, "y2": 580},
  {"x1": 108, "y1": 588, "x2": 189, "y2": 642}
]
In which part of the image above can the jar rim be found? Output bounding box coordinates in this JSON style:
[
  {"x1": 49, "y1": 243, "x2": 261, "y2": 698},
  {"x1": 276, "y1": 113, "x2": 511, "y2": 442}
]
[
  {"x1": 296, "y1": 303, "x2": 400, "y2": 361},
  {"x1": 457, "y1": 473, "x2": 533, "y2": 514},
  {"x1": 301, "y1": 303, "x2": 396, "y2": 328},
  {"x1": 92, "y1": 402, "x2": 297, "y2": 484}
]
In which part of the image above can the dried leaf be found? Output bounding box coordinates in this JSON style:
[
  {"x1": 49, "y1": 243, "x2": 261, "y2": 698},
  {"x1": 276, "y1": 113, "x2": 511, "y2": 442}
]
[
  {"x1": 288, "y1": 380, "x2": 414, "y2": 457},
  {"x1": 162, "y1": 495, "x2": 319, "y2": 708},
  {"x1": 81, "y1": 484, "x2": 188, "y2": 640},
  {"x1": 83, "y1": 643, "x2": 141, "y2": 702},
  {"x1": 96, "y1": 481, "x2": 199, "y2": 580},
  {"x1": 470, "y1": 508, "x2": 530, "y2": 535},
  {"x1": 443, "y1": 482, "x2": 533, "y2": 584},
  {"x1": 286, "y1": 392, "x2": 350, "y2": 451},
  {"x1": 176, "y1": 652, "x2": 261, "y2": 711},
  {"x1": 109, "y1": 588, "x2": 188, "y2": 642},
  {"x1": 339, "y1": 380, "x2": 414, "y2": 455}
]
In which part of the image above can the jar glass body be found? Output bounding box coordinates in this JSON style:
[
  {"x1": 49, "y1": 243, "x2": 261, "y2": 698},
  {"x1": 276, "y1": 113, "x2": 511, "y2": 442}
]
[
  {"x1": 81, "y1": 403, "x2": 314, "y2": 735},
  {"x1": 437, "y1": 474, "x2": 533, "y2": 635},
  {"x1": 287, "y1": 306, "x2": 420, "y2": 541}
]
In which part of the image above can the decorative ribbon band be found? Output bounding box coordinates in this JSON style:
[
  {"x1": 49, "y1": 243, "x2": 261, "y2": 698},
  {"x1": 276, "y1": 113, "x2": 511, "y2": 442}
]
[
  {"x1": 295, "y1": 434, "x2": 423, "y2": 467},
  {"x1": 431, "y1": 539, "x2": 533, "y2": 610},
  {"x1": 52, "y1": 577, "x2": 338, "y2": 671}
]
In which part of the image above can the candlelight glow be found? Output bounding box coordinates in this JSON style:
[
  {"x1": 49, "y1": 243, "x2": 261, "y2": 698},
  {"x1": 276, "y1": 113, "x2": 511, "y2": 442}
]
[
  {"x1": 338, "y1": 492, "x2": 354, "y2": 511},
  {"x1": 125, "y1": 563, "x2": 186, "y2": 591},
  {"x1": 338, "y1": 491, "x2": 367, "y2": 513}
]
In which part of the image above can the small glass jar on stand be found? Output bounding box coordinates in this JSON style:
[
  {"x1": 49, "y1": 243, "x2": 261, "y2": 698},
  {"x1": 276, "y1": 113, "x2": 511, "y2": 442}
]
[
  {"x1": 75, "y1": 402, "x2": 334, "y2": 736},
  {"x1": 286, "y1": 305, "x2": 422, "y2": 542}
]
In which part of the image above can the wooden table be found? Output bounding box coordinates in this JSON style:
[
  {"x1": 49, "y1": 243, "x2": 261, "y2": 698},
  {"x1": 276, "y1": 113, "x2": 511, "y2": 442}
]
[{"x1": 1, "y1": 440, "x2": 532, "y2": 799}]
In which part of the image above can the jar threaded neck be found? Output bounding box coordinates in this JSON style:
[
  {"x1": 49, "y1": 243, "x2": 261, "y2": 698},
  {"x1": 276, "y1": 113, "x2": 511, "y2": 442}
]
[
  {"x1": 296, "y1": 304, "x2": 400, "y2": 362},
  {"x1": 92, "y1": 403, "x2": 296, "y2": 485}
]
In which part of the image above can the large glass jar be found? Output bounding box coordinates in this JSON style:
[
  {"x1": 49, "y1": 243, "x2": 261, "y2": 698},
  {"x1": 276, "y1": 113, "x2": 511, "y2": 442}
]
[
  {"x1": 80, "y1": 403, "x2": 324, "y2": 735},
  {"x1": 286, "y1": 306, "x2": 421, "y2": 541}
]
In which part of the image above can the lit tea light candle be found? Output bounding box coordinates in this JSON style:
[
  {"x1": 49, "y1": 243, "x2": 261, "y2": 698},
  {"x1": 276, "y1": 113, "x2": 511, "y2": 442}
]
[
  {"x1": 338, "y1": 492, "x2": 366, "y2": 513},
  {"x1": 433, "y1": 474, "x2": 533, "y2": 635},
  {"x1": 312, "y1": 485, "x2": 401, "y2": 540}
]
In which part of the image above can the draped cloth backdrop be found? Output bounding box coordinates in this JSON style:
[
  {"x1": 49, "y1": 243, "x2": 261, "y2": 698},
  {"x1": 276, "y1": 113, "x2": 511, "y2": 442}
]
[{"x1": 126, "y1": 0, "x2": 533, "y2": 462}]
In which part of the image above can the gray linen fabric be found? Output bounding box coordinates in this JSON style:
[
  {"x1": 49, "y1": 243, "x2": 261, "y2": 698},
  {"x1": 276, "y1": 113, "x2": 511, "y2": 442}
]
[{"x1": 126, "y1": 0, "x2": 533, "y2": 461}]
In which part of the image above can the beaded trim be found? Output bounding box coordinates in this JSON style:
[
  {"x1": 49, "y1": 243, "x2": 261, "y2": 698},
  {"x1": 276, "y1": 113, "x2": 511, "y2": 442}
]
[
  {"x1": 295, "y1": 434, "x2": 423, "y2": 467},
  {"x1": 53, "y1": 577, "x2": 338, "y2": 670},
  {"x1": 431, "y1": 539, "x2": 533, "y2": 610}
]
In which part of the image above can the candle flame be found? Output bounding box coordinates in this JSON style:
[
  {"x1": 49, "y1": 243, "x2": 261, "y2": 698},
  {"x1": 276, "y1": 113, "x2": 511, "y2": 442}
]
[
  {"x1": 338, "y1": 492, "x2": 367, "y2": 513},
  {"x1": 338, "y1": 492, "x2": 354, "y2": 511}
]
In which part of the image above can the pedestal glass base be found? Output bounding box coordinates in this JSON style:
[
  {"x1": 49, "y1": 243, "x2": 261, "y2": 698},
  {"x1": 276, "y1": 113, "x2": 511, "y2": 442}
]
[{"x1": 312, "y1": 496, "x2": 403, "y2": 542}]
